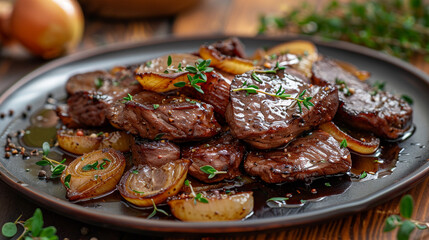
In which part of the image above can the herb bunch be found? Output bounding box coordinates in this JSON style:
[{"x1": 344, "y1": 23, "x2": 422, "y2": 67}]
[
  {"x1": 258, "y1": 0, "x2": 429, "y2": 61},
  {"x1": 384, "y1": 194, "x2": 428, "y2": 240},
  {"x1": 2, "y1": 208, "x2": 58, "y2": 240},
  {"x1": 36, "y1": 142, "x2": 66, "y2": 179},
  {"x1": 166, "y1": 55, "x2": 214, "y2": 94}
]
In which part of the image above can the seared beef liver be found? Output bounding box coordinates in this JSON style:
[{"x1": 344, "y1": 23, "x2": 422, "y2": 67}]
[
  {"x1": 182, "y1": 132, "x2": 245, "y2": 183},
  {"x1": 211, "y1": 37, "x2": 247, "y2": 58},
  {"x1": 312, "y1": 59, "x2": 412, "y2": 139},
  {"x1": 244, "y1": 130, "x2": 351, "y2": 183},
  {"x1": 108, "y1": 91, "x2": 221, "y2": 142},
  {"x1": 67, "y1": 92, "x2": 111, "y2": 127},
  {"x1": 131, "y1": 138, "x2": 180, "y2": 167},
  {"x1": 65, "y1": 66, "x2": 142, "y2": 127},
  {"x1": 226, "y1": 68, "x2": 339, "y2": 149}
]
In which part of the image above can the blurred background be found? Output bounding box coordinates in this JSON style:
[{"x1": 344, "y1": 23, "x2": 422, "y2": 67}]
[{"x1": 0, "y1": 0, "x2": 428, "y2": 239}]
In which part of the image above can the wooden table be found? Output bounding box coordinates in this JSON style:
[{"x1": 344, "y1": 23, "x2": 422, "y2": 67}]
[{"x1": 1, "y1": 0, "x2": 428, "y2": 239}]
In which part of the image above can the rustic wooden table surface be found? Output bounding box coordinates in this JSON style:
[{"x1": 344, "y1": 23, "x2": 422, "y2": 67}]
[{"x1": 0, "y1": 0, "x2": 428, "y2": 239}]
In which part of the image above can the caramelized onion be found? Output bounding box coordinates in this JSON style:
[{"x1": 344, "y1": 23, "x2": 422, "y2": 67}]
[
  {"x1": 135, "y1": 53, "x2": 200, "y2": 92},
  {"x1": 57, "y1": 129, "x2": 132, "y2": 154},
  {"x1": 319, "y1": 122, "x2": 380, "y2": 154},
  {"x1": 118, "y1": 159, "x2": 191, "y2": 207},
  {"x1": 265, "y1": 40, "x2": 318, "y2": 77},
  {"x1": 199, "y1": 45, "x2": 255, "y2": 75},
  {"x1": 61, "y1": 148, "x2": 126, "y2": 201},
  {"x1": 168, "y1": 192, "x2": 253, "y2": 221}
]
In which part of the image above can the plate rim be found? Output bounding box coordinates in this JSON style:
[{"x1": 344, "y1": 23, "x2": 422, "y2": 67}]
[{"x1": 1, "y1": 35, "x2": 429, "y2": 234}]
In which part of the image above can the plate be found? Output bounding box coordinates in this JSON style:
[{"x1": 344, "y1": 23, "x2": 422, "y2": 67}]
[{"x1": 1, "y1": 36, "x2": 429, "y2": 234}]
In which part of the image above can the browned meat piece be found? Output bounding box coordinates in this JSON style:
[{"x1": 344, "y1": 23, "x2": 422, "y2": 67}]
[
  {"x1": 225, "y1": 68, "x2": 339, "y2": 149},
  {"x1": 211, "y1": 37, "x2": 247, "y2": 58},
  {"x1": 244, "y1": 130, "x2": 352, "y2": 183},
  {"x1": 67, "y1": 92, "x2": 111, "y2": 127},
  {"x1": 182, "y1": 132, "x2": 245, "y2": 183},
  {"x1": 312, "y1": 58, "x2": 413, "y2": 139},
  {"x1": 108, "y1": 91, "x2": 221, "y2": 142},
  {"x1": 131, "y1": 138, "x2": 180, "y2": 167},
  {"x1": 65, "y1": 66, "x2": 142, "y2": 127},
  {"x1": 182, "y1": 70, "x2": 232, "y2": 117}
]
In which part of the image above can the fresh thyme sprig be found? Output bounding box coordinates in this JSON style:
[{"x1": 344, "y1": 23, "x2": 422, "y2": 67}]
[
  {"x1": 199, "y1": 165, "x2": 227, "y2": 179},
  {"x1": 35, "y1": 142, "x2": 66, "y2": 178},
  {"x1": 122, "y1": 93, "x2": 133, "y2": 103},
  {"x1": 258, "y1": 0, "x2": 429, "y2": 61},
  {"x1": 166, "y1": 56, "x2": 213, "y2": 94},
  {"x1": 184, "y1": 179, "x2": 209, "y2": 204},
  {"x1": 232, "y1": 86, "x2": 314, "y2": 113},
  {"x1": 384, "y1": 194, "x2": 429, "y2": 240},
  {"x1": 335, "y1": 78, "x2": 353, "y2": 96},
  {"x1": 147, "y1": 199, "x2": 169, "y2": 219}
]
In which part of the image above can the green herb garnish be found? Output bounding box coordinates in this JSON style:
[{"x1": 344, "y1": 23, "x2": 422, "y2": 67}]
[
  {"x1": 232, "y1": 87, "x2": 314, "y2": 113},
  {"x1": 360, "y1": 171, "x2": 367, "y2": 179},
  {"x1": 132, "y1": 170, "x2": 139, "y2": 174},
  {"x1": 94, "y1": 77, "x2": 103, "y2": 89},
  {"x1": 64, "y1": 174, "x2": 71, "y2": 189},
  {"x1": 384, "y1": 194, "x2": 429, "y2": 239},
  {"x1": 200, "y1": 165, "x2": 227, "y2": 179},
  {"x1": 401, "y1": 95, "x2": 414, "y2": 105},
  {"x1": 340, "y1": 139, "x2": 347, "y2": 148},
  {"x1": 154, "y1": 133, "x2": 165, "y2": 141},
  {"x1": 1, "y1": 209, "x2": 58, "y2": 239},
  {"x1": 153, "y1": 104, "x2": 160, "y2": 110},
  {"x1": 194, "y1": 193, "x2": 209, "y2": 204},
  {"x1": 325, "y1": 182, "x2": 332, "y2": 187},
  {"x1": 132, "y1": 189, "x2": 145, "y2": 195},
  {"x1": 147, "y1": 199, "x2": 169, "y2": 219},
  {"x1": 174, "y1": 81, "x2": 186, "y2": 87},
  {"x1": 122, "y1": 93, "x2": 133, "y2": 103},
  {"x1": 267, "y1": 197, "x2": 289, "y2": 202},
  {"x1": 36, "y1": 142, "x2": 66, "y2": 178}
]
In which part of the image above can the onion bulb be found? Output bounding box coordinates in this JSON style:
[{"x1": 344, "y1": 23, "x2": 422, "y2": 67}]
[
  {"x1": 319, "y1": 121, "x2": 380, "y2": 154},
  {"x1": 118, "y1": 159, "x2": 191, "y2": 207},
  {"x1": 61, "y1": 148, "x2": 126, "y2": 201},
  {"x1": 10, "y1": 0, "x2": 84, "y2": 59},
  {"x1": 168, "y1": 192, "x2": 254, "y2": 221}
]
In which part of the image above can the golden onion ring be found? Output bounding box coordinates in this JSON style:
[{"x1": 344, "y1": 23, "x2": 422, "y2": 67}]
[
  {"x1": 61, "y1": 148, "x2": 126, "y2": 201},
  {"x1": 319, "y1": 121, "x2": 380, "y2": 154},
  {"x1": 135, "y1": 53, "x2": 200, "y2": 92},
  {"x1": 168, "y1": 191, "x2": 254, "y2": 221},
  {"x1": 118, "y1": 159, "x2": 191, "y2": 207},
  {"x1": 199, "y1": 45, "x2": 255, "y2": 75}
]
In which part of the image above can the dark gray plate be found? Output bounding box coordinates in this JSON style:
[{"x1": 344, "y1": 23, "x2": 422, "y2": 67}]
[{"x1": 1, "y1": 36, "x2": 428, "y2": 234}]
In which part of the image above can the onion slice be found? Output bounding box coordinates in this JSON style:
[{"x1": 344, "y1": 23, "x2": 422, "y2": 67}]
[
  {"x1": 118, "y1": 159, "x2": 191, "y2": 207},
  {"x1": 168, "y1": 192, "x2": 254, "y2": 221},
  {"x1": 319, "y1": 121, "x2": 380, "y2": 154},
  {"x1": 199, "y1": 45, "x2": 255, "y2": 75},
  {"x1": 61, "y1": 148, "x2": 126, "y2": 201}
]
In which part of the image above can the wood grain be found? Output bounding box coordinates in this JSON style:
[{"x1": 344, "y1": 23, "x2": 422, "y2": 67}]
[{"x1": 0, "y1": 0, "x2": 428, "y2": 239}]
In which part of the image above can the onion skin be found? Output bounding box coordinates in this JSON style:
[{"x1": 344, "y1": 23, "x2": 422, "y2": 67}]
[
  {"x1": 61, "y1": 148, "x2": 126, "y2": 201},
  {"x1": 10, "y1": 0, "x2": 84, "y2": 59},
  {"x1": 168, "y1": 192, "x2": 254, "y2": 221},
  {"x1": 319, "y1": 121, "x2": 380, "y2": 154},
  {"x1": 118, "y1": 159, "x2": 191, "y2": 207},
  {"x1": 199, "y1": 45, "x2": 255, "y2": 75}
]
